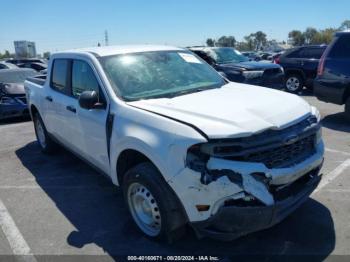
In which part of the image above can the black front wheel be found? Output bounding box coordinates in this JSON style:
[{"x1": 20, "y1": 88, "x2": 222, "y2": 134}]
[
  {"x1": 123, "y1": 162, "x2": 187, "y2": 242},
  {"x1": 285, "y1": 74, "x2": 304, "y2": 93},
  {"x1": 33, "y1": 112, "x2": 58, "y2": 154}
]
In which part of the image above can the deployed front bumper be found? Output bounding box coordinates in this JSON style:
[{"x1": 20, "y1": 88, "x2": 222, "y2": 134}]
[{"x1": 191, "y1": 169, "x2": 321, "y2": 241}]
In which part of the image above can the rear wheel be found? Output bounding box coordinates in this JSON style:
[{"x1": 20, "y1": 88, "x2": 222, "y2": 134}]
[
  {"x1": 33, "y1": 112, "x2": 57, "y2": 154},
  {"x1": 123, "y1": 162, "x2": 187, "y2": 242},
  {"x1": 285, "y1": 74, "x2": 304, "y2": 93}
]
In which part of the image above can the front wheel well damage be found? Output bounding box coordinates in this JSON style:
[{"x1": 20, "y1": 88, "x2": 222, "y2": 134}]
[{"x1": 116, "y1": 149, "x2": 153, "y2": 185}]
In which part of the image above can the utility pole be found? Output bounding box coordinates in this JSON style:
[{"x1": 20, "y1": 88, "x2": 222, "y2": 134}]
[{"x1": 104, "y1": 30, "x2": 109, "y2": 46}]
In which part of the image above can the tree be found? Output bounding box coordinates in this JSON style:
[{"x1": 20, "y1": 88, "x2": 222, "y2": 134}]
[
  {"x1": 206, "y1": 38, "x2": 215, "y2": 47},
  {"x1": 339, "y1": 20, "x2": 350, "y2": 31},
  {"x1": 304, "y1": 27, "x2": 318, "y2": 44},
  {"x1": 288, "y1": 30, "x2": 305, "y2": 46},
  {"x1": 253, "y1": 31, "x2": 267, "y2": 50},
  {"x1": 216, "y1": 36, "x2": 236, "y2": 47},
  {"x1": 0, "y1": 50, "x2": 12, "y2": 59},
  {"x1": 313, "y1": 28, "x2": 337, "y2": 44},
  {"x1": 43, "y1": 52, "x2": 51, "y2": 59},
  {"x1": 243, "y1": 31, "x2": 267, "y2": 50},
  {"x1": 236, "y1": 41, "x2": 251, "y2": 51},
  {"x1": 243, "y1": 35, "x2": 254, "y2": 50}
]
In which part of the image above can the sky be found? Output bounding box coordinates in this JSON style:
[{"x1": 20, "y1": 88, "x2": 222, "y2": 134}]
[{"x1": 0, "y1": 0, "x2": 349, "y2": 54}]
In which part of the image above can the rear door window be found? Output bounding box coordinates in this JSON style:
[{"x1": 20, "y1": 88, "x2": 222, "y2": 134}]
[
  {"x1": 329, "y1": 35, "x2": 350, "y2": 58},
  {"x1": 51, "y1": 59, "x2": 69, "y2": 93},
  {"x1": 300, "y1": 47, "x2": 325, "y2": 59},
  {"x1": 286, "y1": 48, "x2": 303, "y2": 58}
]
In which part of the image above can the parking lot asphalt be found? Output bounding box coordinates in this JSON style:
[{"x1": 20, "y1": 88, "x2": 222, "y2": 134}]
[{"x1": 0, "y1": 92, "x2": 350, "y2": 261}]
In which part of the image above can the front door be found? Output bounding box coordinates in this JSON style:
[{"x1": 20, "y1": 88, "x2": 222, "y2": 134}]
[{"x1": 64, "y1": 59, "x2": 110, "y2": 173}]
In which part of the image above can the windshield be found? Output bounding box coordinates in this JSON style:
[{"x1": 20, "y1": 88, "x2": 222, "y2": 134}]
[
  {"x1": 0, "y1": 69, "x2": 37, "y2": 84},
  {"x1": 99, "y1": 51, "x2": 225, "y2": 101},
  {"x1": 209, "y1": 48, "x2": 249, "y2": 64}
]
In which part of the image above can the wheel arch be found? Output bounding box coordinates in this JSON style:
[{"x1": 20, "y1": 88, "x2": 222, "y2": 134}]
[
  {"x1": 29, "y1": 104, "x2": 39, "y2": 119},
  {"x1": 116, "y1": 148, "x2": 158, "y2": 186},
  {"x1": 284, "y1": 69, "x2": 306, "y2": 80}
]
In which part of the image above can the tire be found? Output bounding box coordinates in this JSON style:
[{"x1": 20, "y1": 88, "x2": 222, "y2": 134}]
[
  {"x1": 123, "y1": 162, "x2": 187, "y2": 242},
  {"x1": 345, "y1": 97, "x2": 350, "y2": 121},
  {"x1": 285, "y1": 74, "x2": 304, "y2": 93},
  {"x1": 33, "y1": 112, "x2": 58, "y2": 154}
]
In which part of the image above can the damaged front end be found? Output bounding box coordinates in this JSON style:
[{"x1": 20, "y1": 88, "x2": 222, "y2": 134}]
[{"x1": 169, "y1": 115, "x2": 324, "y2": 240}]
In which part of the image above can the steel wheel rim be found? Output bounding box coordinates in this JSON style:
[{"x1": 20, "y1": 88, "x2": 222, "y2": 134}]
[
  {"x1": 286, "y1": 77, "x2": 300, "y2": 91},
  {"x1": 35, "y1": 118, "x2": 46, "y2": 148},
  {"x1": 127, "y1": 182, "x2": 161, "y2": 236}
]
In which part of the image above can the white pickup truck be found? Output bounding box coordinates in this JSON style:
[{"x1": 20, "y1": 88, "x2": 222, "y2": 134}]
[{"x1": 25, "y1": 45, "x2": 324, "y2": 242}]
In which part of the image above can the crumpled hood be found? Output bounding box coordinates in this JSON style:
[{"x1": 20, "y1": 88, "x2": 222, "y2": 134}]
[
  {"x1": 127, "y1": 83, "x2": 312, "y2": 139},
  {"x1": 219, "y1": 61, "x2": 281, "y2": 71},
  {"x1": 0, "y1": 83, "x2": 25, "y2": 95}
]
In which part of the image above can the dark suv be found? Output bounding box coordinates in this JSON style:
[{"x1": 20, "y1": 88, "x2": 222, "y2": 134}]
[
  {"x1": 314, "y1": 31, "x2": 350, "y2": 117},
  {"x1": 189, "y1": 47, "x2": 284, "y2": 88},
  {"x1": 278, "y1": 45, "x2": 327, "y2": 93}
]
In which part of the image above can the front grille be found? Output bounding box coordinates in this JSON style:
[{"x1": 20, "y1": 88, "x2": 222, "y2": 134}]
[
  {"x1": 207, "y1": 116, "x2": 319, "y2": 169},
  {"x1": 241, "y1": 134, "x2": 316, "y2": 168}
]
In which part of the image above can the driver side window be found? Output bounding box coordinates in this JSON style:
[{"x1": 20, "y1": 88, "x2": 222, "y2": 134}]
[{"x1": 72, "y1": 60, "x2": 100, "y2": 98}]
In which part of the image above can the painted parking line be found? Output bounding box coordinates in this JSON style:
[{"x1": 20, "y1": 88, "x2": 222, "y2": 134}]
[
  {"x1": 313, "y1": 158, "x2": 350, "y2": 195},
  {"x1": 326, "y1": 147, "x2": 350, "y2": 156},
  {"x1": 0, "y1": 198, "x2": 37, "y2": 262}
]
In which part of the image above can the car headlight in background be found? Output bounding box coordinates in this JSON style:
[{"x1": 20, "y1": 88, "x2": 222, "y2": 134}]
[
  {"x1": 242, "y1": 70, "x2": 264, "y2": 79},
  {"x1": 316, "y1": 127, "x2": 322, "y2": 145},
  {"x1": 311, "y1": 106, "x2": 321, "y2": 122},
  {"x1": 0, "y1": 96, "x2": 17, "y2": 105}
]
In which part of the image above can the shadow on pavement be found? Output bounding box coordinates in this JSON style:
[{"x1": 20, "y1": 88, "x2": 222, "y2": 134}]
[
  {"x1": 0, "y1": 116, "x2": 31, "y2": 125},
  {"x1": 321, "y1": 112, "x2": 350, "y2": 133},
  {"x1": 15, "y1": 142, "x2": 335, "y2": 260}
]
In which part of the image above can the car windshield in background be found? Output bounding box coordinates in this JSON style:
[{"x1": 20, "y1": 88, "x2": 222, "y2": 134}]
[
  {"x1": 99, "y1": 51, "x2": 225, "y2": 101},
  {"x1": 0, "y1": 69, "x2": 37, "y2": 84},
  {"x1": 210, "y1": 48, "x2": 249, "y2": 64}
]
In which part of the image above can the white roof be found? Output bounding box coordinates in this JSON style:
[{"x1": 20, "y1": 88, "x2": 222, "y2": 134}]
[{"x1": 56, "y1": 45, "x2": 184, "y2": 57}]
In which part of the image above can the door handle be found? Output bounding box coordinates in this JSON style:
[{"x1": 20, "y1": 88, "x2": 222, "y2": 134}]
[
  {"x1": 45, "y1": 96, "x2": 53, "y2": 102},
  {"x1": 66, "y1": 105, "x2": 76, "y2": 113}
]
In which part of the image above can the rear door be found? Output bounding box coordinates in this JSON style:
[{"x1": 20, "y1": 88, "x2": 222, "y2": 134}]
[
  {"x1": 299, "y1": 47, "x2": 326, "y2": 82},
  {"x1": 43, "y1": 59, "x2": 71, "y2": 143},
  {"x1": 281, "y1": 47, "x2": 304, "y2": 71}
]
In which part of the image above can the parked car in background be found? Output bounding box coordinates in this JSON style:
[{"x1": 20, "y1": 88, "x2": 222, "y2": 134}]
[
  {"x1": 25, "y1": 45, "x2": 323, "y2": 241},
  {"x1": 242, "y1": 51, "x2": 261, "y2": 61},
  {"x1": 314, "y1": 31, "x2": 350, "y2": 118},
  {"x1": 6, "y1": 58, "x2": 48, "y2": 72},
  {"x1": 6, "y1": 58, "x2": 47, "y2": 65},
  {"x1": 0, "y1": 68, "x2": 37, "y2": 120},
  {"x1": 19, "y1": 61, "x2": 47, "y2": 72},
  {"x1": 277, "y1": 45, "x2": 327, "y2": 93},
  {"x1": 258, "y1": 52, "x2": 273, "y2": 60},
  {"x1": 190, "y1": 47, "x2": 284, "y2": 88},
  {"x1": 271, "y1": 52, "x2": 284, "y2": 63},
  {"x1": 0, "y1": 61, "x2": 19, "y2": 70}
]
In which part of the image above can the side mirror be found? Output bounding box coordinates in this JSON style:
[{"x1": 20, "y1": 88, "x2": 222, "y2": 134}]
[{"x1": 79, "y1": 91, "x2": 104, "y2": 110}]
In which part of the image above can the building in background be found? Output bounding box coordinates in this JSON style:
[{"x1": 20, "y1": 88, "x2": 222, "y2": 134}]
[{"x1": 14, "y1": 41, "x2": 37, "y2": 58}]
